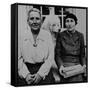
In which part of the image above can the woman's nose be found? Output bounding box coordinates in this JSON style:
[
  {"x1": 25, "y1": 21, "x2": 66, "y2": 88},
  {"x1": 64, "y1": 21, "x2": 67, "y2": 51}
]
[
  {"x1": 33, "y1": 18, "x2": 37, "y2": 23},
  {"x1": 68, "y1": 22, "x2": 72, "y2": 25}
]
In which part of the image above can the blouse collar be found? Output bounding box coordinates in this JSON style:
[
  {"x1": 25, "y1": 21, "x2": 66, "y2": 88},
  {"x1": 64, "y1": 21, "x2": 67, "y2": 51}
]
[{"x1": 25, "y1": 27, "x2": 45, "y2": 42}]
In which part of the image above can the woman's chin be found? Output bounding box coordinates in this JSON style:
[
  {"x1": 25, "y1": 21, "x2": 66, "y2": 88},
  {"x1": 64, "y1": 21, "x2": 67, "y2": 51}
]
[
  {"x1": 68, "y1": 28, "x2": 74, "y2": 31},
  {"x1": 32, "y1": 27, "x2": 39, "y2": 31}
]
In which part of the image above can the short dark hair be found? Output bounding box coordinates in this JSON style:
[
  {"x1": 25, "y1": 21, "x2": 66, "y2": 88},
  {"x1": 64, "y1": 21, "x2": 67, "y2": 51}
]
[{"x1": 64, "y1": 13, "x2": 78, "y2": 25}]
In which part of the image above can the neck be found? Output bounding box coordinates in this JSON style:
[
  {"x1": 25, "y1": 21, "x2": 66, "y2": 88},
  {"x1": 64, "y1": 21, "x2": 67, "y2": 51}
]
[
  {"x1": 31, "y1": 29, "x2": 40, "y2": 35},
  {"x1": 68, "y1": 27, "x2": 75, "y2": 32},
  {"x1": 68, "y1": 29, "x2": 76, "y2": 34}
]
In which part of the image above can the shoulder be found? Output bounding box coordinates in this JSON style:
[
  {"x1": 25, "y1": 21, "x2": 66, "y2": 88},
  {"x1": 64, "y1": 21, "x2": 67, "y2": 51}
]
[
  {"x1": 40, "y1": 29, "x2": 51, "y2": 38},
  {"x1": 57, "y1": 30, "x2": 67, "y2": 37},
  {"x1": 60, "y1": 30, "x2": 67, "y2": 35},
  {"x1": 75, "y1": 30, "x2": 84, "y2": 38},
  {"x1": 22, "y1": 30, "x2": 30, "y2": 40}
]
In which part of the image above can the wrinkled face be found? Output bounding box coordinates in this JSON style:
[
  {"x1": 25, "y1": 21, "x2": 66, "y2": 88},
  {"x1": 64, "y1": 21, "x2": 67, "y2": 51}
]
[
  {"x1": 65, "y1": 18, "x2": 76, "y2": 31},
  {"x1": 28, "y1": 11, "x2": 41, "y2": 31}
]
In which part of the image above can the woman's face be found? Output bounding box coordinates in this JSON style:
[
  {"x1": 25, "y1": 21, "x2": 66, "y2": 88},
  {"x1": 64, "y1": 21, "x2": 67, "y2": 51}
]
[
  {"x1": 65, "y1": 18, "x2": 76, "y2": 31},
  {"x1": 28, "y1": 11, "x2": 41, "y2": 31}
]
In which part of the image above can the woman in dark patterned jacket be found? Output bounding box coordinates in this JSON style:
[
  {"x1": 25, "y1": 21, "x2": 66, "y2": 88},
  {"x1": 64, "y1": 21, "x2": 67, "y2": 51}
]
[{"x1": 55, "y1": 13, "x2": 86, "y2": 83}]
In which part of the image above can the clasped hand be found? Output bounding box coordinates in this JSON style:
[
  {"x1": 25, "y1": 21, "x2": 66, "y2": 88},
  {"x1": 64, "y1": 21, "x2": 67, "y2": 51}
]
[{"x1": 26, "y1": 73, "x2": 42, "y2": 85}]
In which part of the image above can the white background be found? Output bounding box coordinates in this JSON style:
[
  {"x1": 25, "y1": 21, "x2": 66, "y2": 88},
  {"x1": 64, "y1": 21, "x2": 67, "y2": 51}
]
[{"x1": 0, "y1": 0, "x2": 89, "y2": 89}]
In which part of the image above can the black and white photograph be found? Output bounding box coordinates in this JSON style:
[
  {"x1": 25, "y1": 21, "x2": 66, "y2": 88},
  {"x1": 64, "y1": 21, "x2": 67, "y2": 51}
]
[{"x1": 11, "y1": 3, "x2": 88, "y2": 86}]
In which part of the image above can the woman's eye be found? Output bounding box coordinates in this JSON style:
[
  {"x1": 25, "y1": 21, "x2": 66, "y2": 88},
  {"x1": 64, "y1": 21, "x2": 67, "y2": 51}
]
[
  {"x1": 71, "y1": 20, "x2": 74, "y2": 22},
  {"x1": 66, "y1": 20, "x2": 69, "y2": 22},
  {"x1": 29, "y1": 17, "x2": 40, "y2": 20},
  {"x1": 36, "y1": 17, "x2": 40, "y2": 20},
  {"x1": 30, "y1": 17, "x2": 34, "y2": 20}
]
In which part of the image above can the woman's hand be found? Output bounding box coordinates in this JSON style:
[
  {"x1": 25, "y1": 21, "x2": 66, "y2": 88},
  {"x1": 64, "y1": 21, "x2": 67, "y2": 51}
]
[
  {"x1": 33, "y1": 73, "x2": 42, "y2": 84},
  {"x1": 59, "y1": 65, "x2": 65, "y2": 76},
  {"x1": 83, "y1": 65, "x2": 87, "y2": 77},
  {"x1": 25, "y1": 73, "x2": 35, "y2": 84}
]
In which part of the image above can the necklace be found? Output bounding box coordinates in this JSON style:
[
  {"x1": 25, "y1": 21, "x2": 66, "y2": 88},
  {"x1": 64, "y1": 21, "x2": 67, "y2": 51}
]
[
  {"x1": 32, "y1": 33, "x2": 38, "y2": 47},
  {"x1": 33, "y1": 36, "x2": 38, "y2": 47},
  {"x1": 33, "y1": 42, "x2": 37, "y2": 47}
]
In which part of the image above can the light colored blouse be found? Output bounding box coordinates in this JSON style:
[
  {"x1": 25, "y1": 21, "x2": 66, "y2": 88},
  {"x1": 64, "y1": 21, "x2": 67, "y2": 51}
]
[{"x1": 18, "y1": 28, "x2": 54, "y2": 79}]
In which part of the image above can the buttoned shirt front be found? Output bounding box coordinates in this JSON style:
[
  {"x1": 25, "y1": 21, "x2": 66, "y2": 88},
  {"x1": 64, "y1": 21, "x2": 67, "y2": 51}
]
[
  {"x1": 55, "y1": 30, "x2": 85, "y2": 67},
  {"x1": 18, "y1": 28, "x2": 54, "y2": 78}
]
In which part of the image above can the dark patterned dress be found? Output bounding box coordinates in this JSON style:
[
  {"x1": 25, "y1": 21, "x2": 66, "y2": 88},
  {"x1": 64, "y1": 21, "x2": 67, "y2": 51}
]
[{"x1": 55, "y1": 30, "x2": 86, "y2": 83}]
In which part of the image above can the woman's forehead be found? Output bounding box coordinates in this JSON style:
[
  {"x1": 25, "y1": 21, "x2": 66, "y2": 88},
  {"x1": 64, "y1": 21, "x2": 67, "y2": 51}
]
[
  {"x1": 29, "y1": 11, "x2": 41, "y2": 17},
  {"x1": 66, "y1": 18, "x2": 75, "y2": 20}
]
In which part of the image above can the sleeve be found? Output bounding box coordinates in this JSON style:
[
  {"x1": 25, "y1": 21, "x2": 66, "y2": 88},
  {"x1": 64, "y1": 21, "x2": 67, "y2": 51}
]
[
  {"x1": 55, "y1": 33, "x2": 63, "y2": 69},
  {"x1": 37, "y1": 32, "x2": 54, "y2": 78},
  {"x1": 18, "y1": 38, "x2": 30, "y2": 79},
  {"x1": 80, "y1": 33, "x2": 86, "y2": 65}
]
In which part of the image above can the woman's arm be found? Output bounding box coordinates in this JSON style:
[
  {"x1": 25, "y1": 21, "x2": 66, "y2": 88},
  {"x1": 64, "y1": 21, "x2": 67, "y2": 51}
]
[
  {"x1": 18, "y1": 38, "x2": 30, "y2": 79},
  {"x1": 80, "y1": 33, "x2": 86, "y2": 65},
  {"x1": 37, "y1": 32, "x2": 54, "y2": 79},
  {"x1": 55, "y1": 33, "x2": 63, "y2": 69}
]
